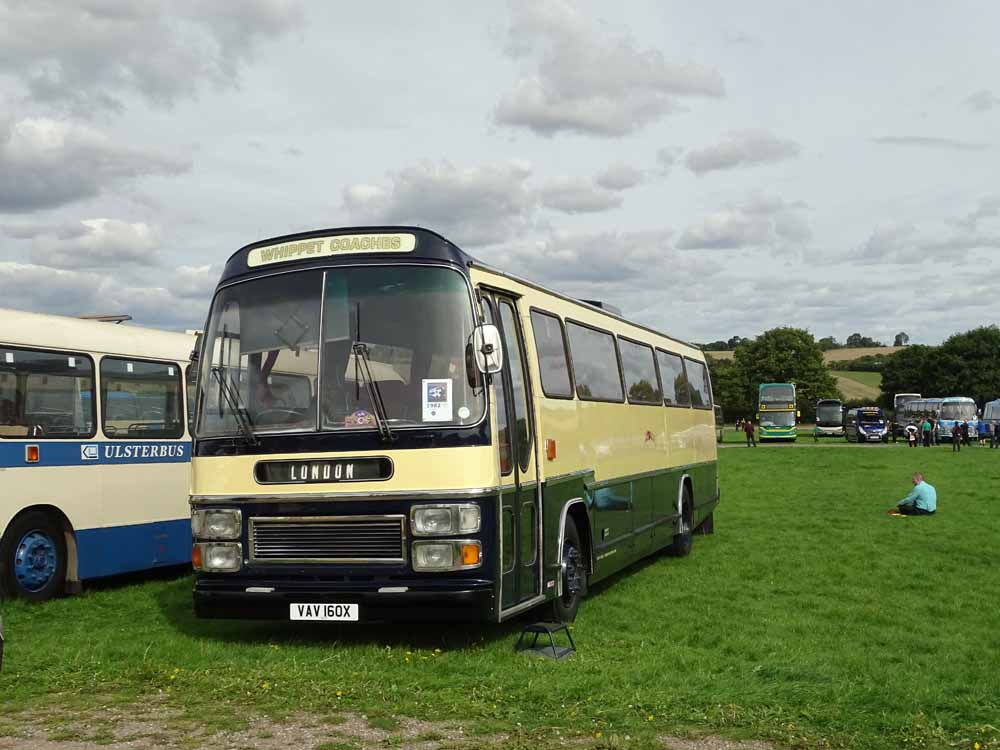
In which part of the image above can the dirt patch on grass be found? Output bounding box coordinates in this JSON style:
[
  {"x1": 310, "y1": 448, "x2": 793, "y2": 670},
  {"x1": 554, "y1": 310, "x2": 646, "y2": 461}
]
[{"x1": 659, "y1": 737, "x2": 776, "y2": 750}]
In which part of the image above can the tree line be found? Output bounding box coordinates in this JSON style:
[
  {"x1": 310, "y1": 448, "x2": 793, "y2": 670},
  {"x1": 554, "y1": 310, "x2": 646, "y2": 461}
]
[
  {"x1": 702, "y1": 331, "x2": 910, "y2": 352},
  {"x1": 707, "y1": 325, "x2": 1000, "y2": 420}
]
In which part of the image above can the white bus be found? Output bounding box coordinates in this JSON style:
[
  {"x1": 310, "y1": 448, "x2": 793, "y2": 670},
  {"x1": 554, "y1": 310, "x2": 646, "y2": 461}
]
[{"x1": 0, "y1": 309, "x2": 197, "y2": 600}]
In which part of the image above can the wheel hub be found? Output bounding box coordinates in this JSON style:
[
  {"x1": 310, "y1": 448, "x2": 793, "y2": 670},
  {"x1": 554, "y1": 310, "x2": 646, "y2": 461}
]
[
  {"x1": 563, "y1": 544, "x2": 584, "y2": 597},
  {"x1": 14, "y1": 531, "x2": 57, "y2": 592}
]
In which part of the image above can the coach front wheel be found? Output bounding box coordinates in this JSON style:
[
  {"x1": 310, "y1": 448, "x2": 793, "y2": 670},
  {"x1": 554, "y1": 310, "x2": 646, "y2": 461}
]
[
  {"x1": 0, "y1": 511, "x2": 67, "y2": 601},
  {"x1": 550, "y1": 517, "x2": 586, "y2": 623},
  {"x1": 666, "y1": 487, "x2": 694, "y2": 557}
]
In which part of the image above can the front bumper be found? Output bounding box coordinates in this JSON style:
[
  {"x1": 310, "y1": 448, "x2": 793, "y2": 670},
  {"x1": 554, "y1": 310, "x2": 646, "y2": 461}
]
[{"x1": 193, "y1": 579, "x2": 495, "y2": 622}]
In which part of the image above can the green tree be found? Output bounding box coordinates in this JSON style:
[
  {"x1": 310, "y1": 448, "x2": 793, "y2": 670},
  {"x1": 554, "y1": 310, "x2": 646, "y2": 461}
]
[
  {"x1": 706, "y1": 355, "x2": 753, "y2": 419},
  {"x1": 817, "y1": 336, "x2": 840, "y2": 351},
  {"x1": 733, "y1": 327, "x2": 841, "y2": 422}
]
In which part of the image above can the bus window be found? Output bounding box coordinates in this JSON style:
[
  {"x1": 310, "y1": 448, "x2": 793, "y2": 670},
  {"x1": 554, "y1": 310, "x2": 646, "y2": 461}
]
[
  {"x1": 566, "y1": 322, "x2": 624, "y2": 402},
  {"x1": 619, "y1": 337, "x2": 661, "y2": 405},
  {"x1": 0, "y1": 347, "x2": 95, "y2": 439},
  {"x1": 499, "y1": 301, "x2": 532, "y2": 473},
  {"x1": 529, "y1": 310, "x2": 573, "y2": 398},
  {"x1": 101, "y1": 358, "x2": 184, "y2": 439},
  {"x1": 656, "y1": 349, "x2": 691, "y2": 407},
  {"x1": 484, "y1": 301, "x2": 512, "y2": 475},
  {"x1": 686, "y1": 359, "x2": 712, "y2": 408}
]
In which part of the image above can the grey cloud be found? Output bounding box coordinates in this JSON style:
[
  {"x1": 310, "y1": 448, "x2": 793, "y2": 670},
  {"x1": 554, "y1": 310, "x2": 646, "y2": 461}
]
[
  {"x1": 676, "y1": 192, "x2": 810, "y2": 250},
  {"x1": 538, "y1": 177, "x2": 622, "y2": 214},
  {"x1": 0, "y1": 261, "x2": 206, "y2": 329},
  {"x1": 595, "y1": 163, "x2": 644, "y2": 191},
  {"x1": 848, "y1": 211, "x2": 1000, "y2": 266},
  {"x1": 0, "y1": 0, "x2": 304, "y2": 113},
  {"x1": 965, "y1": 89, "x2": 1000, "y2": 113},
  {"x1": 685, "y1": 130, "x2": 800, "y2": 176},
  {"x1": 853, "y1": 223, "x2": 917, "y2": 264},
  {"x1": 655, "y1": 147, "x2": 681, "y2": 176},
  {"x1": 495, "y1": 0, "x2": 724, "y2": 137},
  {"x1": 342, "y1": 159, "x2": 536, "y2": 247},
  {"x1": 27, "y1": 218, "x2": 160, "y2": 269},
  {"x1": 0, "y1": 117, "x2": 191, "y2": 213},
  {"x1": 872, "y1": 136, "x2": 989, "y2": 151}
]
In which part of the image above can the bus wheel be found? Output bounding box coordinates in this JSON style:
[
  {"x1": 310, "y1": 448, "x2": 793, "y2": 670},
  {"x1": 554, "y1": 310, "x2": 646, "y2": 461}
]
[
  {"x1": 550, "y1": 517, "x2": 586, "y2": 623},
  {"x1": 666, "y1": 487, "x2": 693, "y2": 557},
  {"x1": 0, "y1": 511, "x2": 67, "y2": 602}
]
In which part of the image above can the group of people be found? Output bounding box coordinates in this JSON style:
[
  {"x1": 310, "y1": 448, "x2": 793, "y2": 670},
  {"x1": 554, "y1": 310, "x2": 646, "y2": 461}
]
[{"x1": 904, "y1": 413, "x2": 1000, "y2": 451}]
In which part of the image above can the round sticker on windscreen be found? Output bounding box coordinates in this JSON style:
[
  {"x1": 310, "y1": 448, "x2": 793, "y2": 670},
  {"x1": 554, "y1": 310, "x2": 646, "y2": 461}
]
[{"x1": 458, "y1": 406, "x2": 470, "y2": 419}]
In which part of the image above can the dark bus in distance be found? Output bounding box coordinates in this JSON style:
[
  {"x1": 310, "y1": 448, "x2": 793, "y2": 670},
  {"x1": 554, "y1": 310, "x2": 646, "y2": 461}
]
[{"x1": 813, "y1": 399, "x2": 844, "y2": 439}]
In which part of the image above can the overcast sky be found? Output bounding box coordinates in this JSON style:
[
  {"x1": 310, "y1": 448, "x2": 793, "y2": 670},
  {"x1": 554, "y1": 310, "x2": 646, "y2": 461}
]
[{"x1": 1, "y1": 0, "x2": 998, "y2": 345}]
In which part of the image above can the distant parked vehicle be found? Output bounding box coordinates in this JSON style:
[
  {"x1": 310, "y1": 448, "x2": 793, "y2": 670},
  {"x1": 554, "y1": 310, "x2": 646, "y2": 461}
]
[
  {"x1": 845, "y1": 406, "x2": 889, "y2": 443},
  {"x1": 900, "y1": 398, "x2": 943, "y2": 432},
  {"x1": 814, "y1": 399, "x2": 844, "y2": 439},
  {"x1": 935, "y1": 397, "x2": 979, "y2": 442},
  {"x1": 892, "y1": 393, "x2": 920, "y2": 436},
  {"x1": 982, "y1": 399, "x2": 1000, "y2": 430}
]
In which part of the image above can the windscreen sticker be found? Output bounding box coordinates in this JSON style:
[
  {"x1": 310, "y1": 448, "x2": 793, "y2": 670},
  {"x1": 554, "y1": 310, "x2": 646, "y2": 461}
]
[
  {"x1": 126, "y1": 362, "x2": 134, "y2": 373},
  {"x1": 422, "y1": 379, "x2": 453, "y2": 422},
  {"x1": 4, "y1": 353, "x2": 12, "y2": 363},
  {"x1": 68, "y1": 357, "x2": 76, "y2": 368},
  {"x1": 168, "y1": 366, "x2": 175, "y2": 376}
]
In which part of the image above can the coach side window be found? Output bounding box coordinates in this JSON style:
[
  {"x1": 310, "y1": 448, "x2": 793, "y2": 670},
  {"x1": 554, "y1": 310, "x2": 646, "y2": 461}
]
[
  {"x1": 101, "y1": 358, "x2": 184, "y2": 440},
  {"x1": 619, "y1": 338, "x2": 662, "y2": 405},
  {"x1": 566, "y1": 322, "x2": 624, "y2": 402},
  {"x1": 0, "y1": 347, "x2": 95, "y2": 439},
  {"x1": 529, "y1": 310, "x2": 573, "y2": 398},
  {"x1": 656, "y1": 349, "x2": 691, "y2": 407},
  {"x1": 685, "y1": 358, "x2": 713, "y2": 408}
]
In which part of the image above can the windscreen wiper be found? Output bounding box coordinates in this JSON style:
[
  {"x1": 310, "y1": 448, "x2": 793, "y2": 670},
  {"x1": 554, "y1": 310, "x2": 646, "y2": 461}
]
[
  {"x1": 210, "y1": 366, "x2": 259, "y2": 447},
  {"x1": 352, "y1": 342, "x2": 395, "y2": 443}
]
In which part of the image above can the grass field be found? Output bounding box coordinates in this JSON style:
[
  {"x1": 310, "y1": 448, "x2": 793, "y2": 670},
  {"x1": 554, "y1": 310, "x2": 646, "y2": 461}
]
[
  {"x1": 706, "y1": 348, "x2": 899, "y2": 364},
  {"x1": 830, "y1": 370, "x2": 882, "y2": 402},
  {"x1": 2, "y1": 446, "x2": 999, "y2": 750}
]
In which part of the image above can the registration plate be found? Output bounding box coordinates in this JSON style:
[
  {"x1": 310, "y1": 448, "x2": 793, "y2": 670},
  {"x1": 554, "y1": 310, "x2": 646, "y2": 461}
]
[{"x1": 290, "y1": 603, "x2": 359, "y2": 621}]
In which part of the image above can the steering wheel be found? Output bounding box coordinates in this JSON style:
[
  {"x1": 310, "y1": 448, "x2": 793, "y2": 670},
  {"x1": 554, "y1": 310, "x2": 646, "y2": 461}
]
[{"x1": 254, "y1": 408, "x2": 305, "y2": 426}]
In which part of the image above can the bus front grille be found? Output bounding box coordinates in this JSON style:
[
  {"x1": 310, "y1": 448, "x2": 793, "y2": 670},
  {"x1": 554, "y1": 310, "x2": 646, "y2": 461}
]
[{"x1": 248, "y1": 515, "x2": 406, "y2": 564}]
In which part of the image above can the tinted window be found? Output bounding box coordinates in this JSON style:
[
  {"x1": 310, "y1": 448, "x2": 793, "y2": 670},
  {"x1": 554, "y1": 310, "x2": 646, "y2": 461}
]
[
  {"x1": 566, "y1": 323, "x2": 623, "y2": 402},
  {"x1": 686, "y1": 358, "x2": 712, "y2": 408},
  {"x1": 101, "y1": 358, "x2": 184, "y2": 439},
  {"x1": 0, "y1": 347, "x2": 95, "y2": 439},
  {"x1": 484, "y1": 302, "x2": 512, "y2": 475},
  {"x1": 520, "y1": 501, "x2": 536, "y2": 566},
  {"x1": 619, "y1": 338, "x2": 661, "y2": 405},
  {"x1": 656, "y1": 349, "x2": 690, "y2": 406},
  {"x1": 529, "y1": 310, "x2": 572, "y2": 398}
]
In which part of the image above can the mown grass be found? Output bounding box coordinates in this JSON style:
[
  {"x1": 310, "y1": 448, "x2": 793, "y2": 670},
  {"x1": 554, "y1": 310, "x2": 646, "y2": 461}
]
[{"x1": 2, "y1": 446, "x2": 999, "y2": 749}]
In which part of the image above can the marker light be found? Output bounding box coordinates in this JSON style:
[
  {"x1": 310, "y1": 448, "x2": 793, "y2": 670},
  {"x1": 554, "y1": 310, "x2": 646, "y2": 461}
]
[
  {"x1": 412, "y1": 540, "x2": 482, "y2": 571},
  {"x1": 25, "y1": 445, "x2": 39, "y2": 463}
]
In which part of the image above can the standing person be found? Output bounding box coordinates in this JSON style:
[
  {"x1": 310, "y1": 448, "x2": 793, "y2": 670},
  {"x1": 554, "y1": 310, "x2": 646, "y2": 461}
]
[
  {"x1": 743, "y1": 417, "x2": 756, "y2": 447},
  {"x1": 951, "y1": 422, "x2": 961, "y2": 451},
  {"x1": 978, "y1": 419, "x2": 989, "y2": 446},
  {"x1": 887, "y1": 472, "x2": 937, "y2": 516},
  {"x1": 993, "y1": 421, "x2": 1000, "y2": 449},
  {"x1": 930, "y1": 414, "x2": 938, "y2": 446},
  {"x1": 921, "y1": 416, "x2": 932, "y2": 447},
  {"x1": 907, "y1": 426, "x2": 918, "y2": 448},
  {"x1": 961, "y1": 420, "x2": 970, "y2": 446}
]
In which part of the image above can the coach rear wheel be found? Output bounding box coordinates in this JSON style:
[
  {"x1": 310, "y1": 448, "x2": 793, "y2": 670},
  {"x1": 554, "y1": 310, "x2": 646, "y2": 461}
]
[
  {"x1": 550, "y1": 517, "x2": 586, "y2": 623},
  {"x1": 666, "y1": 487, "x2": 694, "y2": 557},
  {"x1": 0, "y1": 511, "x2": 67, "y2": 601}
]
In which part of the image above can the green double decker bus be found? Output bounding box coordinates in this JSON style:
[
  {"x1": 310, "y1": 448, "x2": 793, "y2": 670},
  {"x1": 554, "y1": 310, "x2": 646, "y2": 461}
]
[{"x1": 757, "y1": 383, "x2": 798, "y2": 441}]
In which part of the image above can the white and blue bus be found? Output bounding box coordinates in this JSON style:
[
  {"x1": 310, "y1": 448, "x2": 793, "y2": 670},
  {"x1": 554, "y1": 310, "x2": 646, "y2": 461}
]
[
  {"x1": 935, "y1": 396, "x2": 979, "y2": 442},
  {"x1": 0, "y1": 309, "x2": 197, "y2": 600}
]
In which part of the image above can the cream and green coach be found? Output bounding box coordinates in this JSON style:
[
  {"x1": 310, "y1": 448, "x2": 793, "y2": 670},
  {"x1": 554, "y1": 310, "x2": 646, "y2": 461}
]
[{"x1": 190, "y1": 227, "x2": 719, "y2": 623}]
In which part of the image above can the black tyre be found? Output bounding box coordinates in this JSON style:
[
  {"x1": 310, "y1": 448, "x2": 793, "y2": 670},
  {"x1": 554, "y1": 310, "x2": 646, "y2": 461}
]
[
  {"x1": 666, "y1": 487, "x2": 693, "y2": 557},
  {"x1": 550, "y1": 516, "x2": 587, "y2": 623},
  {"x1": 0, "y1": 510, "x2": 67, "y2": 601}
]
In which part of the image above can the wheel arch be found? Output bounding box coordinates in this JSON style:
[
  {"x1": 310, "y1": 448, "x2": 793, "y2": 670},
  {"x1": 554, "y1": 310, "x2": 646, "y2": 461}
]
[
  {"x1": 1, "y1": 504, "x2": 80, "y2": 590},
  {"x1": 556, "y1": 498, "x2": 592, "y2": 597},
  {"x1": 676, "y1": 474, "x2": 693, "y2": 520}
]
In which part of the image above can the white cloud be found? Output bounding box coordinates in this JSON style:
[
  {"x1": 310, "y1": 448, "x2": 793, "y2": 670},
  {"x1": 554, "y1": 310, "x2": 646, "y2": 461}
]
[
  {"x1": 22, "y1": 218, "x2": 159, "y2": 269},
  {"x1": 595, "y1": 162, "x2": 644, "y2": 191},
  {"x1": 0, "y1": 0, "x2": 304, "y2": 113},
  {"x1": 685, "y1": 130, "x2": 800, "y2": 176},
  {"x1": 495, "y1": 0, "x2": 724, "y2": 137},
  {"x1": 676, "y1": 192, "x2": 810, "y2": 250},
  {"x1": 342, "y1": 159, "x2": 536, "y2": 247},
  {"x1": 538, "y1": 177, "x2": 622, "y2": 214},
  {"x1": 0, "y1": 117, "x2": 190, "y2": 213}
]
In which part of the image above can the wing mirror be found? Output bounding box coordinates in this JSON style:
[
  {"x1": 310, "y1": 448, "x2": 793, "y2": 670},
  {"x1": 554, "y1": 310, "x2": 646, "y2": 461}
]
[{"x1": 473, "y1": 324, "x2": 504, "y2": 375}]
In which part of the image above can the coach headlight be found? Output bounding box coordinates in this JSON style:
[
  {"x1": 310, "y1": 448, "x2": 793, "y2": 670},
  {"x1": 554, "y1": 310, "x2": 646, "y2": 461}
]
[
  {"x1": 192, "y1": 542, "x2": 242, "y2": 572},
  {"x1": 191, "y1": 509, "x2": 242, "y2": 540},
  {"x1": 410, "y1": 504, "x2": 481, "y2": 536},
  {"x1": 412, "y1": 540, "x2": 481, "y2": 571}
]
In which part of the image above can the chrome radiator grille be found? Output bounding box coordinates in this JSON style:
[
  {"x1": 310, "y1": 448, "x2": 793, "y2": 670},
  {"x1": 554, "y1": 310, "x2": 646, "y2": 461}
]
[{"x1": 249, "y1": 516, "x2": 405, "y2": 564}]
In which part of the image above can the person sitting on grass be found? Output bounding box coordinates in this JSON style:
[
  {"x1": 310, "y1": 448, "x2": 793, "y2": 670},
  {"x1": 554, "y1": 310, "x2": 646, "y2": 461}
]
[{"x1": 888, "y1": 473, "x2": 937, "y2": 516}]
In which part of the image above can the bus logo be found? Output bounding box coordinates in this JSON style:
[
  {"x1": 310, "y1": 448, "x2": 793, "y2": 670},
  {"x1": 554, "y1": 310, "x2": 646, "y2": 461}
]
[{"x1": 80, "y1": 444, "x2": 99, "y2": 461}]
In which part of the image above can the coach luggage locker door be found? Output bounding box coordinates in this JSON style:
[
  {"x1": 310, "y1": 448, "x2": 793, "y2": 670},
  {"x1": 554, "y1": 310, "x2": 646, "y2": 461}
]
[{"x1": 485, "y1": 295, "x2": 541, "y2": 612}]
